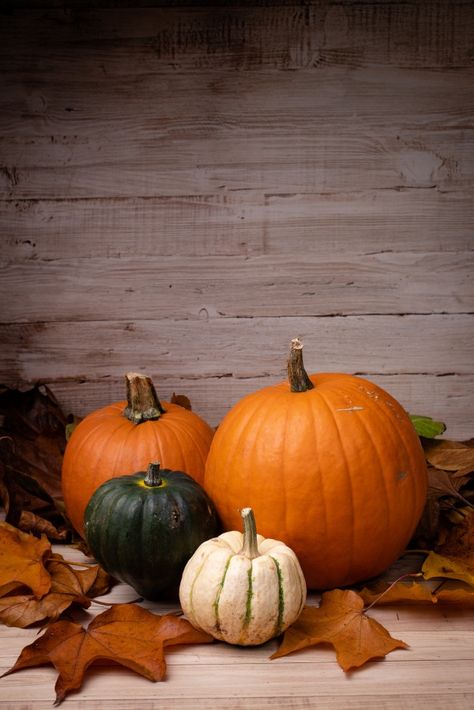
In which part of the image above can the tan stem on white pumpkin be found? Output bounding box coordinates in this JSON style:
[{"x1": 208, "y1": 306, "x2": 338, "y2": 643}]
[
  {"x1": 239, "y1": 507, "x2": 260, "y2": 559},
  {"x1": 287, "y1": 338, "x2": 314, "y2": 393},
  {"x1": 123, "y1": 373, "x2": 166, "y2": 424}
]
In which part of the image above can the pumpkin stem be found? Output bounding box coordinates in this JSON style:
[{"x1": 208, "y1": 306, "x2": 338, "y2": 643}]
[
  {"x1": 123, "y1": 372, "x2": 166, "y2": 424},
  {"x1": 144, "y1": 462, "x2": 162, "y2": 487},
  {"x1": 239, "y1": 508, "x2": 260, "y2": 560},
  {"x1": 287, "y1": 338, "x2": 314, "y2": 393}
]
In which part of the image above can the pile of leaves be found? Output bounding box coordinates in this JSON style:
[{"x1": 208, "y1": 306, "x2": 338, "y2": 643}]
[
  {"x1": 0, "y1": 386, "x2": 473, "y2": 704},
  {"x1": 0, "y1": 384, "x2": 72, "y2": 541}
]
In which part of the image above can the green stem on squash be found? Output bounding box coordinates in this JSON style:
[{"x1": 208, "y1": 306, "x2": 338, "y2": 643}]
[
  {"x1": 123, "y1": 372, "x2": 166, "y2": 424},
  {"x1": 287, "y1": 338, "x2": 314, "y2": 393},
  {"x1": 239, "y1": 508, "x2": 260, "y2": 560},
  {"x1": 144, "y1": 462, "x2": 163, "y2": 487}
]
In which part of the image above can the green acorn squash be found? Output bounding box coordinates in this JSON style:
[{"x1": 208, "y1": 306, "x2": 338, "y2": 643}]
[{"x1": 84, "y1": 462, "x2": 220, "y2": 599}]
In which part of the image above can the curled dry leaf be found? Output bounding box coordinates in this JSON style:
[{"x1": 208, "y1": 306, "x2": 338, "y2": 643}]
[
  {"x1": 413, "y1": 436, "x2": 474, "y2": 548},
  {"x1": 358, "y1": 578, "x2": 474, "y2": 607},
  {"x1": 170, "y1": 393, "x2": 192, "y2": 411},
  {"x1": 2, "y1": 603, "x2": 213, "y2": 705},
  {"x1": 422, "y1": 551, "x2": 474, "y2": 587},
  {"x1": 0, "y1": 553, "x2": 102, "y2": 628},
  {"x1": 435, "y1": 581, "x2": 474, "y2": 606},
  {"x1": 16, "y1": 511, "x2": 69, "y2": 542},
  {"x1": 271, "y1": 589, "x2": 407, "y2": 671},
  {"x1": 423, "y1": 439, "x2": 474, "y2": 473},
  {"x1": 0, "y1": 522, "x2": 51, "y2": 599},
  {"x1": 358, "y1": 579, "x2": 435, "y2": 606},
  {"x1": 0, "y1": 384, "x2": 72, "y2": 539}
]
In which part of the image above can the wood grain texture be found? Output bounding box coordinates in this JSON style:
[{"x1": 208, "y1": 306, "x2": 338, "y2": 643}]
[
  {"x1": 0, "y1": 544, "x2": 473, "y2": 710},
  {"x1": 2, "y1": 315, "x2": 473, "y2": 380},
  {"x1": 25, "y1": 374, "x2": 474, "y2": 438},
  {"x1": 1, "y1": 67, "x2": 473, "y2": 198},
  {"x1": 0, "y1": 2, "x2": 473, "y2": 441},
  {"x1": 3, "y1": 190, "x2": 474, "y2": 263},
  {"x1": 2, "y1": 2, "x2": 474, "y2": 72},
  {"x1": 1, "y1": 252, "x2": 473, "y2": 321}
]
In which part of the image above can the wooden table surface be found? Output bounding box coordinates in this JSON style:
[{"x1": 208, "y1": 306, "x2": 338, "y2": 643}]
[{"x1": 0, "y1": 545, "x2": 473, "y2": 710}]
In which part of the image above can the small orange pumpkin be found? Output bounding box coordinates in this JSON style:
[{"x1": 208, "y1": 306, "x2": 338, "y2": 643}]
[
  {"x1": 204, "y1": 339, "x2": 428, "y2": 590},
  {"x1": 62, "y1": 373, "x2": 214, "y2": 537}
]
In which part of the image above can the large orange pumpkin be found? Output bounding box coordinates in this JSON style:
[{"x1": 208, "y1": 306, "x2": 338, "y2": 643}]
[
  {"x1": 204, "y1": 339, "x2": 428, "y2": 590},
  {"x1": 62, "y1": 372, "x2": 214, "y2": 537}
]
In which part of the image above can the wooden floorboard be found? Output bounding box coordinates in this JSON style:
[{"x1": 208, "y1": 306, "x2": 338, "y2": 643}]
[{"x1": 0, "y1": 545, "x2": 473, "y2": 709}]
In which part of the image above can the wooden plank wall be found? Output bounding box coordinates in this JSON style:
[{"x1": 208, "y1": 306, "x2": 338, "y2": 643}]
[{"x1": 0, "y1": 0, "x2": 473, "y2": 437}]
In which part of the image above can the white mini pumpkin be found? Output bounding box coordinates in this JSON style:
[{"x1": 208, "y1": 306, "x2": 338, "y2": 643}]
[{"x1": 179, "y1": 507, "x2": 307, "y2": 646}]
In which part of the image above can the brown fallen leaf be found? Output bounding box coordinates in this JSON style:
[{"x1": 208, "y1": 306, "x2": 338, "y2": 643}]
[
  {"x1": 0, "y1": 522, "x2": 51, "y2": 598},
  {"x1": 423, "y1": 439, "x2": 474, "y2": 473},
  {"x1": 3, "y1": 603, "x2": 213, "y2": 704},
  {"x1": 412, "y1": 437, "x2": 474, "y2": 547},
  {"x1": 86, "y1": 564, "x2": 113, "y2": 599},
  {"x1": 271, "y1": 590, "x2": 407, "y2": 671},
  {"x1": 426, "y1": 465, "x2": 471, "y2": 499},
  {"x1": 17, "y1": 510, "x2": 69, "y2": 542},
  {"x1": 0, "y1": 554, "x2": 97, "y2": 627},
  {"x1": 436, "y1": 507, "x2": 474, "y2": 561},
  {"x1": 0, "y1": 384, "x2": 72, "y2": 538},
  {"x1": 170, "y1": 392, "x2": 192, "y2": 411}
]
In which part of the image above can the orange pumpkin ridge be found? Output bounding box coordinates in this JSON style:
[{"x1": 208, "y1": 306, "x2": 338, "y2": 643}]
[{"x1": 203, "y1": 339, "x2": 428, "y2": 591}]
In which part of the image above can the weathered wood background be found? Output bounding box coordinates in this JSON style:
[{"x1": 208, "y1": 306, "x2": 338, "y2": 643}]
[{"x1": 1, "y1": 0, "x2": 473, "y2": 436}]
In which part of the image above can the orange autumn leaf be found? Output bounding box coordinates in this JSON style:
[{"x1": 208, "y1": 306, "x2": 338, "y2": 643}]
[
  {"x1": 3, "y1": 603, "x2": 213, "y2": 704},
  {"x1": 0, "y1": 553, "x2": 111, "y2": 628},
  {"x1": 0, "y1": 521, "x2": 51, "y2": 598},
  {"x1": 358, "y1": 579, "x2": 436, "y2": 606},
  {"x1": 435, "y1": 581, "x2": 474, "y2": 607},
  {"x1": 422, "y1": 551, "x2": 474, "y2": 587},
  {"x1": 358, "y1": 578, "x2": 474, "y2": 607},
  {"x1": 271, "y1": 590, "x2": 407, "y2": 671}
]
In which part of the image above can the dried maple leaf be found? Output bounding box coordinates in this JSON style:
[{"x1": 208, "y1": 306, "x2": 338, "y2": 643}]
[
  {"x1": 358, "y1": 578, "x2": 474, "y2": 607},
  {"x1": 3, "y1": 603, "x2": 213, "y2": 704},
  {"x1": 271, "y1": 590, "x2": 407, "y2": 671},
  {"x1": 0, "y1": 521, "x2": 51, "y2": 598},
  {"x1": 0, "y1": 553, "x2": 111, "y2": 628},
  {"x1": 422, "y1": 551, "x2": 474, "y2": 587},
  {"x1": 435, "y1": 581, "x2": 474, "y2": 606},
  {"x1": 358, "y1": 579, "x2": 436, "y2": 606},
  {"x1": 427, "y1": 465, "x2": 470, "y2": 499}
]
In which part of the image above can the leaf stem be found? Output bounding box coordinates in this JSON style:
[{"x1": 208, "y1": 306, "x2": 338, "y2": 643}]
[{"x1": 363, "y1": 572, "x2": 424, "y2": 612}]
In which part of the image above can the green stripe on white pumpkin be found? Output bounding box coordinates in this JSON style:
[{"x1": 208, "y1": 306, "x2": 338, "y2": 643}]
[
  {"x1": 179, "y1": 507, "x2": 307, "y2": 646},
  {"x1": 270, "y1": 556, "x2": 285, "y2": 637}
]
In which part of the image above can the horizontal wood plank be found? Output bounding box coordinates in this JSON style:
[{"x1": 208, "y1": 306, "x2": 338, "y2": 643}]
[
  {"x1": 2, "y1": 315, "x2": 472, "y2": 381},
  {"x1": 1, "y1": 252, "x2": 472, "y2": 322},
  {"x1": 19, "y1": 373, "x2": 474, "y2": 439},
  {"x1": 2, "y1": 2, "x2": 474, "y2": 73},
  {"x1": 1, "y1": 66, "x2": 473, "y2": 198},
  {"x1": 0, "y1": 552, "x2": 473, "y2": 708},
  {"x1": 2, "y1": 190, "x2": 473, "y2": 262}
]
